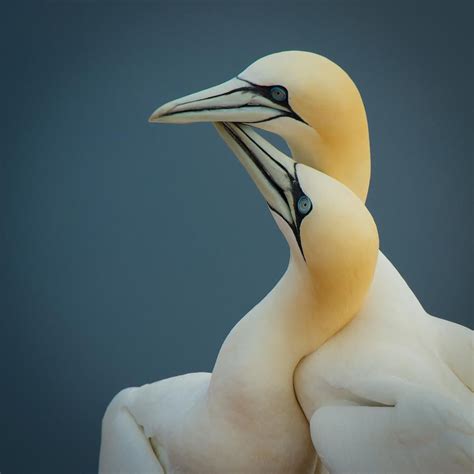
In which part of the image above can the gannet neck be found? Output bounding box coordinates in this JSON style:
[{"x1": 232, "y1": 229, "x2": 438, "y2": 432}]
[
  {"x1": 287, "y1": 123, "x2": 371, "y2": 203},
  {"x1": 208, "y1": 256, "x2": 321, "y2": 416},
  {"x1": 208, "y1": 239, "x2": 372, "y2": 419},
  {"x1": 208, "y1": 244, "x2": 372, "y2": 430}
]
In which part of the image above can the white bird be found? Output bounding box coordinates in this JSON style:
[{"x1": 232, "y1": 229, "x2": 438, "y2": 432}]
[
  {"x1": 99, "y1": 123, "x2": 379, "y2": 473},
  {"x1": 150, "y1": 51, "x2": 474, "y2": 473}
]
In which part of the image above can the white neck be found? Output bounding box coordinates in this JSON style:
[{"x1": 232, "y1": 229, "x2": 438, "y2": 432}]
[{"x1": 207, "y1": 251, "x2": 347, "y2": 420}]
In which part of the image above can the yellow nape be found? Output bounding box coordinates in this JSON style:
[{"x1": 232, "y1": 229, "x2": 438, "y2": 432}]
[{"x1": 241, "y1": 51, "x2": 371, "y2": 202}]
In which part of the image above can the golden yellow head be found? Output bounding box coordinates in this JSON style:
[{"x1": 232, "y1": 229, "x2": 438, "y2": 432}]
[{"x1": 150, "y1": 51, "x2": 371, "y2": 201}]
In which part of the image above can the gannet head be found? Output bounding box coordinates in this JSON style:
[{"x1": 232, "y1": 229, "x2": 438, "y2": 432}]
[
  {"x1": 150, "y1": 51, "x2": 371, "y2": 201},
  {"x1": 216, "y1": 122, "x2": 378, "y2": 318}
]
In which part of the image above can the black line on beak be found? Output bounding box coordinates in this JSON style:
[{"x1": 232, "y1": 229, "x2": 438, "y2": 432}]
[
  {"x1": 174, "y1": 86, "x2": 253, "y2": 107},
  {"x1": 221, "y1": 123, "x2": 289, "y2": 213},
  {"x1": 159, "y1": 77, "x2": 308, "y2": 125},
  {"x1": 160, "y1": 104, "x2": 287, "y2": 120},
  {"x1": 222, "y1": 123, "x2": 307, "y2": 259}
]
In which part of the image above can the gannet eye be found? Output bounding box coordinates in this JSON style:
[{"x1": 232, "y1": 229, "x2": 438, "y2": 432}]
[
  {"x1": 297, "y1": 195, "x2": 312, "y2": 215},
  {"x1": 270, "y1": 86, "x2": 287, "y2": 102}
]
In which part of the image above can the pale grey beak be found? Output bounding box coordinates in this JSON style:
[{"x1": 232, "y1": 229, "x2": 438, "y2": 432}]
[
  {"x1": 149, "y1": 77, "x2": 300, "y2": 125},
  {"x1": 214, "y1": 123, "x2": 309, "y2": 258}
]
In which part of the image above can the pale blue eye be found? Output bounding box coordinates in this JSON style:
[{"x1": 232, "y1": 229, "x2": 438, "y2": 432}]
[
  {"x1": 297, "y1": 195, "x2": 312, "y2": 214},
  {"x1": 270, "y1": 86, "x2": 287, "y2": 102}
]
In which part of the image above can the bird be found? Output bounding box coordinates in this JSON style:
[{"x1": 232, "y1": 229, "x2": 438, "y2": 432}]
[
  {"x1": 149, "y1": 51, "x2": 474, "y2": 473},
  {"x1": 149, "y1": 51, "x2": 370, "y2": 201},
  {"x1": 99, "y1": 123, "x2": 379, "y2": 474}
]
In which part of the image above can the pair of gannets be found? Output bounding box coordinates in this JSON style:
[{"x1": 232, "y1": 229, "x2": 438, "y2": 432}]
[{"x1": 99, "y1": 52, "x2": 473, "y2": 473}]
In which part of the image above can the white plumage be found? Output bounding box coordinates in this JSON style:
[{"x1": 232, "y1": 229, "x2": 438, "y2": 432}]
[{"x1": 103, "y1": 50, "x2": 474, "y2": 473}]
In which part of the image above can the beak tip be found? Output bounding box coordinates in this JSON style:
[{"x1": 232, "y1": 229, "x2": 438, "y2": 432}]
[
  {"x1": 148, "y1": 101, "x2": 177, "y2": 124},
  {"x1": 148, "y1": 108, "x2": 164, "y2": 123}
]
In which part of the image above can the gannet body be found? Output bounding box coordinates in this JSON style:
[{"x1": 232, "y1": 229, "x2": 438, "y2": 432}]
[
  {"x1": 99, "y1": 124, "x2": 379, "y2": 473},
  {"x1": 150, "y1": 51, "x2": 474, "y2": 473},
  {"x1": 300, "y1": 252, "x2": 473, "y2": 473}
]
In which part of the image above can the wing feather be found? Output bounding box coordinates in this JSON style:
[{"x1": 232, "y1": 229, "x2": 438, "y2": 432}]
[{"x1": 311, "y1": 390, "x2": 474, "y2": 474}]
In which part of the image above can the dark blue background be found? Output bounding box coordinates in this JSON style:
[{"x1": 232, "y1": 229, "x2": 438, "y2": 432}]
[{"x1": 2, "y1": 1, "x2": 472, "y2": 472}]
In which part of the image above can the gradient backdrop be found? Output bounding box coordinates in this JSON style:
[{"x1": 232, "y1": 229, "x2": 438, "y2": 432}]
[{"x1": 2, "y1": 1, "x2": 472, "y2": 472}]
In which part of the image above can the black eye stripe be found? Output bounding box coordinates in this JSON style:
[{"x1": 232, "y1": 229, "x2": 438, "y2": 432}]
[
  {"x1": 287, "y1": 164, "x2": 314, "y2": 259},
  {"x1": 237, "y1": 77, "x2": 289, "y2": 106},
  {"x1": 253, "y1": 84, "x2": 289, "y2": 106},
  {"x1": 236, "y1": 76, "x2": 308, "y2": 125}
]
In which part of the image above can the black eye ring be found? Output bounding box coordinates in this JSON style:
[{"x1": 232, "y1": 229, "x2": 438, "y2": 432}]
[{"x1": 270, "y1": 86, "x2": 287, "y2": 102}]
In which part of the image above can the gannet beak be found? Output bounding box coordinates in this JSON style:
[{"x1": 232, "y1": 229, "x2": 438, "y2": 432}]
[
  {"x1": 215, "y1": 122, "x2": 308, "y2": 256},
  {"x1": 149, "y1": 77, "x2": 304, "y2": 125}
]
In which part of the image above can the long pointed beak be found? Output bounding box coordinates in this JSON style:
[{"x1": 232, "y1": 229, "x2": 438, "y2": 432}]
[
  {"x1": 214, "y1": 123, "x2": 302, "y2": 234},
  {"x1": 149, "y1": 77, "x2": 295, "y2": 125}
]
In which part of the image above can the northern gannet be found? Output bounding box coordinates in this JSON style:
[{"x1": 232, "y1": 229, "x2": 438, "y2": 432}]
[
  {"x1": 149, "y1": 51, "x2": 474, "y2": 473},
  {"x1": 99, "y1": 123, "x2": 379, "y2": 474}
]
